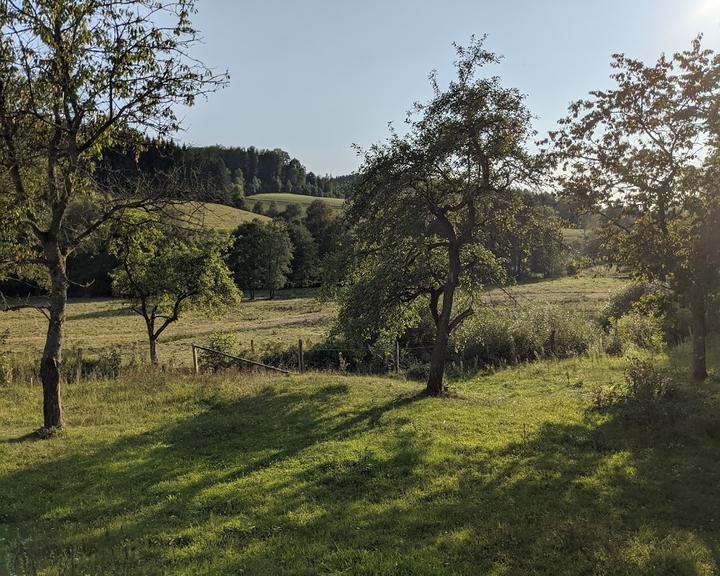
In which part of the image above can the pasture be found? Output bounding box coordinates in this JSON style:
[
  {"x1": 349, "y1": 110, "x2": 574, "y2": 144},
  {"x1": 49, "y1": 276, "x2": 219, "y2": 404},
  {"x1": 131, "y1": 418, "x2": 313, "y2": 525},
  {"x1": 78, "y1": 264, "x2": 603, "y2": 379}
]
[
  {"x1": 246, "y1": 193, "x2": 345, "y2": 213},
  {"x1": 0, "y1": 275, "x2": 626, "y2": 368},
  {"x1": 172, "y1": 202, "x2": 270, "y2": 231},
  {"x1": 1, "y1": 342, "x2": 719, "y2": 575}
]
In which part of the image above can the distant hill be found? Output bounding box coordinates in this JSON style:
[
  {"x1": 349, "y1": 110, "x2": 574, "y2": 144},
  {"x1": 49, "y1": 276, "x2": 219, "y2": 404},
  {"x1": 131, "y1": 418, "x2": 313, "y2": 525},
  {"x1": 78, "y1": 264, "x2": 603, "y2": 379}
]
[
  {"x1": 171, "y1": 202, "x2": 270, "y2": 232},
  {"x1": 245, "y1": 193, "x2": 345, "y2": 214}
]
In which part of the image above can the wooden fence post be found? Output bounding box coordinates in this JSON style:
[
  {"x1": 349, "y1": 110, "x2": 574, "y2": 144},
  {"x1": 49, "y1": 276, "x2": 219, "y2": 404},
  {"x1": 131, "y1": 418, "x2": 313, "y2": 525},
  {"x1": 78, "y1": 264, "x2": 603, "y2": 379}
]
[
  {"x1": 75, "y1": 348, "x2": 83, "y2": 383},
  {"x1": 192, "y1": 345, "x2": 199, "y2": 375},
  {"x1": 298, "y1": 339, "x2": 304, "y2": 373},
  {"x1": 395, "y1": 341, "x2": 400, "y2": 374}
]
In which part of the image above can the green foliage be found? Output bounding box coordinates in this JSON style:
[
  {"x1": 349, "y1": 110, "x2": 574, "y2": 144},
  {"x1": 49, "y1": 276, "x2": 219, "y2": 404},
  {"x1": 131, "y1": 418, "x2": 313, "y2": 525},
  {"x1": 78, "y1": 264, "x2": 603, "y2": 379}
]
[
  {"x1": 199, "y1": 332, "x2": 239, "y2": 372},
  {"x1": 228, "y1": 219, "x2": 294, "y2": 299},
  {"x1": 606, "y1": 313, "x2": 666, "y2": 356},
  {"x1": 451, "y1": 305, "x2": 602, "y2": 368},
  {"x1": 110, "y1": 215, "x2": 240, "y2": 362}
]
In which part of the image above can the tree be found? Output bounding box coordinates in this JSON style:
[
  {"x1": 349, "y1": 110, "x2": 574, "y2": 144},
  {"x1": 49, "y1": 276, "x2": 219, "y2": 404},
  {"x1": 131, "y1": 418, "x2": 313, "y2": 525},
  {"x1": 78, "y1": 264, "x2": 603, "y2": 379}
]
[
  {"x1": 287, "y1": 221, "x2": 319, "y2": 287},
  {"x1": 339, "y1": 37, "x2": 541, "y2": 396},
  {"x1": 549, "y1": 38, "x2": 720, "y2": 379},
  {"x1": 0, "y1": 0, "x2": 226, "y2": 429},
  {"x1": 304, "y1": 200, "x2": 340, "y2": 259},
  {"x1": 110, "y1": 218, "x2": 239, "y2": 364},
  {"x1": 228, "y1": 219, "x2": 293, "y2": 299}
]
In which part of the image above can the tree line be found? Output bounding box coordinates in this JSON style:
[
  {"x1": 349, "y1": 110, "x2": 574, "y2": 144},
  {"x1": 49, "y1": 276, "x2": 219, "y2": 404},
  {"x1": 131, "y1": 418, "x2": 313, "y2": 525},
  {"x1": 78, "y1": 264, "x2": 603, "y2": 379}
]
[{"x1": 99, "y1": 138, "x2": 353, "y2": 209}]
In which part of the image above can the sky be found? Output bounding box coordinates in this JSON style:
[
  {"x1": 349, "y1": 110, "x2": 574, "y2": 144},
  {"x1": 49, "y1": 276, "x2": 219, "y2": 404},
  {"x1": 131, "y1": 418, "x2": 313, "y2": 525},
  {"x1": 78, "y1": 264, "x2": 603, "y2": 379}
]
[{"x1": 178, "y1": 0, "x2": 720, "y2": 176}]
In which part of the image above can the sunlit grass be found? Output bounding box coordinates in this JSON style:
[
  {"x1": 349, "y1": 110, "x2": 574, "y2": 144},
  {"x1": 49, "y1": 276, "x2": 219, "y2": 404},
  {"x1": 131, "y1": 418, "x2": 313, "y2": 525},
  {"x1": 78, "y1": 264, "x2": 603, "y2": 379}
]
[{"x1": 1, "y1": 343, "x2": 719, "y2": 575}]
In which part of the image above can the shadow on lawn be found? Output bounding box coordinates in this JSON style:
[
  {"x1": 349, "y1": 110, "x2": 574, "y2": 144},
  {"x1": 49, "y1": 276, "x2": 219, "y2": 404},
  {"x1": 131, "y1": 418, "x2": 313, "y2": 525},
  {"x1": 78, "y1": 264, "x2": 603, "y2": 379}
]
[{"x1": 2, "y1": 378, "x2": 720, "y2": 575}]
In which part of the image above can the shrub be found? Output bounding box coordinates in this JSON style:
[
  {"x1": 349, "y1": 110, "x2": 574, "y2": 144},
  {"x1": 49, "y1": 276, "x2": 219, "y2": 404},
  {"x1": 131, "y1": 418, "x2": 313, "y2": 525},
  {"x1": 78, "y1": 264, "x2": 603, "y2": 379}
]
[
  {"x1": 591, "y1": 357, "x2": 675, "y2": 422},
  {"x1": 60, "y1": 347, "x2": 122, "y2": 381},
  {"x1": 599, "y1": 282, "x2": 651, "y2": 328},
  {"x1": 606, "y1": 312, "x2": 665, "y2": 355},
  {"x1": 451, "y1": 305, "x2": 602, "y2": 369},
  {"x1": 199, "y1": 332, "x2": 239, "y2": 372}
]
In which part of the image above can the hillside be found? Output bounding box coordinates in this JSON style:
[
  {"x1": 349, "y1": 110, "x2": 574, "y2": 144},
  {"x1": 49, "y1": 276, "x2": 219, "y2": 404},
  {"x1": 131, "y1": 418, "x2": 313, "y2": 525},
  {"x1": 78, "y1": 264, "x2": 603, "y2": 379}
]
[
  {"x1": 246, "y1": 193, "x2": 345, "y2": 213},
  {"x1": 2, "y1": 343, "x2": 719, "y2": 574},
  {"x1": 172, "y1": 201, "x2": 270, "y2": 231}
]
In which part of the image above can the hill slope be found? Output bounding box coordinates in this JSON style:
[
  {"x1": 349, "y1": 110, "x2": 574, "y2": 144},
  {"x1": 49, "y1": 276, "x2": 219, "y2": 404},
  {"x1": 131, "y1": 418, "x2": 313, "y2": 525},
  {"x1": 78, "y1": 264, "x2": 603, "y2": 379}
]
[
  {"x1": 246, "y1": 193, "x2": 344, "y2": 213},
  {"x1": 172, "y1": 201, "x2": 270, "y2": 231},
  {"x1": 1, "y1": 343, "x2": 719, "y2": 574}
]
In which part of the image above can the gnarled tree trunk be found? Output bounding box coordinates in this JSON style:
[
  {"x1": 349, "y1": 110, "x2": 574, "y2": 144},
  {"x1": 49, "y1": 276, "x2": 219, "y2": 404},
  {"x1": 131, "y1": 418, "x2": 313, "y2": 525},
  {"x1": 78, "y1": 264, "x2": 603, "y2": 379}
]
[{"x1": 40, "y1": 242, "x2": 67, "y2": 429}]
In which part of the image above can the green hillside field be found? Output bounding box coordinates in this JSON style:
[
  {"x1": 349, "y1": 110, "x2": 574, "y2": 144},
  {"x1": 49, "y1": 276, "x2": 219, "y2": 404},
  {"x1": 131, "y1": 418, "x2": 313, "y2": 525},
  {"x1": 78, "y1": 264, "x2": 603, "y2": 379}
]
[
  {"x1": 246, "y1": 193, "x2": 345, "y2": 213},
  {"x1": 172, "y1": 201, "x2": 270, "y2": 232}
]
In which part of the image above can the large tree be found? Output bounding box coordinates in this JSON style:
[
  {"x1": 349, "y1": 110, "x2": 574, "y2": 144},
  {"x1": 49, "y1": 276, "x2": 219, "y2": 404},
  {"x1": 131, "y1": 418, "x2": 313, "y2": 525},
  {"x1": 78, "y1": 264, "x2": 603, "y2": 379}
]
[
  {"x1": 549, "y1": 38, "x2": 720, "y2": 379},
  {"x1": 0, "y1": 0, "x2": 226, "y2": 429},
  {"x1": 339, "y1": 37, "x2": 542, "y2": 396},
  {"x1": 110, "y1": 218, "x2": 239, "y2": 364}
]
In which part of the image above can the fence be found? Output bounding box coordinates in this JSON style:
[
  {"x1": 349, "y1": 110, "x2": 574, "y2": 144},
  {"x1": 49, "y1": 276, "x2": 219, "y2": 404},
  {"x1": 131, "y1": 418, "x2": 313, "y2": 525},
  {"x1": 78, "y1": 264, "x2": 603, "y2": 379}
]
[{"x1": 190, "y1": 340, "x2": 434, "y2": 376}]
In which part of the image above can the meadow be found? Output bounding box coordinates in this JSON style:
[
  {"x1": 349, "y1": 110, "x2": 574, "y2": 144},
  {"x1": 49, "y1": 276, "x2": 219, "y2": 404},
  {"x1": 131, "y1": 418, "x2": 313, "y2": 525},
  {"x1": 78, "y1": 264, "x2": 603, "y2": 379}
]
[
  {"x1": 0, "y1": 275, "x2": 625, "y2": 369},
  {"x1": 1, "y1": 342, "x2": 719, "y2": 575},
  {"x1": 245, "y1": 193, "x2": 345, "y2": 213}
]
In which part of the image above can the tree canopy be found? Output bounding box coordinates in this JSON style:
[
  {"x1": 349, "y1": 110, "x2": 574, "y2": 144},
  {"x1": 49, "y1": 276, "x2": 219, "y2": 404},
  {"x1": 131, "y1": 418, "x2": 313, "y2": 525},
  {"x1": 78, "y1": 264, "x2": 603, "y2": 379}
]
[{"x1": 338, "y1": 37, "x2": 545, "y2": 395}]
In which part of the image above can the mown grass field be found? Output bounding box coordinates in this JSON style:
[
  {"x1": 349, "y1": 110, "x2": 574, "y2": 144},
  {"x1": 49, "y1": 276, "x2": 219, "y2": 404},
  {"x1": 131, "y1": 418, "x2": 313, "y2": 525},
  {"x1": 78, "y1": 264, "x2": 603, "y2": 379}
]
[
  {"x1": 0, "y1": 275, "x2": 626, "y2": 368},
  {"x1": 173, "y1": 201, "x2": 270, "y2": 231},
  {"x1": 1, "y1": 342, "x2": 719, "y2": 574},
  {"x1": 246, "y1": 193, "x2": 345, "y2": 213},
  {"x1": 0, "y1": 291, "x2": 334, "y2": 368}
]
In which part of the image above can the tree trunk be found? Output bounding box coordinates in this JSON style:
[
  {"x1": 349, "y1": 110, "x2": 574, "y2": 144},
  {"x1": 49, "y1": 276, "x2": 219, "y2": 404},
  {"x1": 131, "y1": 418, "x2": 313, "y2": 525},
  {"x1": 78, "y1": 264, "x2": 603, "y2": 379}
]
[
  {"x1": 39, "y1": 246, "x2": 67, "y2": 429},
  {"x1": 691, "y1": 291, "x2": 707, "y2": 380},
  {"x1": 146, "y1": 319, "x2": 159, "y2": 365},
  {"x1": 426, "y1": 328, "x2": 449, "y2": 396},
  {"x1": 425, "y1": 243, "x2": 461, "y2": 396}
]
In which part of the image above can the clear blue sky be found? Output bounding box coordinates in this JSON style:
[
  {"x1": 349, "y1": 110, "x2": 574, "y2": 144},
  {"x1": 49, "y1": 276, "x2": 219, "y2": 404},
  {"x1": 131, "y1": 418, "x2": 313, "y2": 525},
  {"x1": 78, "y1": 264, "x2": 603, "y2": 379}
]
[{"x1": 179, "y1": 0, "x2": 720, "y2": 176}]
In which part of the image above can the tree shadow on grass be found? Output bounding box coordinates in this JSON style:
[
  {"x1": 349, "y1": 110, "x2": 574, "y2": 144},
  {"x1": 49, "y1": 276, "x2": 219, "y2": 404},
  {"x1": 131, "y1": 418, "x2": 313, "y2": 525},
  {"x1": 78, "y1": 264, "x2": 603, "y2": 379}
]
[{"x1": 2, "y1": 378, "x2": 720, "y2": 575}]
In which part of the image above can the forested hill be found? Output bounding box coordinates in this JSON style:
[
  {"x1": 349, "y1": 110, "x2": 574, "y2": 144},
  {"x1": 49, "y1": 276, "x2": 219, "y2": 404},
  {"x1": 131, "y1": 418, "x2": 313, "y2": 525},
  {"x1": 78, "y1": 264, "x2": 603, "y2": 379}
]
[{"x1": 100, "y1": 138, "x2": 354, "y2": 207}]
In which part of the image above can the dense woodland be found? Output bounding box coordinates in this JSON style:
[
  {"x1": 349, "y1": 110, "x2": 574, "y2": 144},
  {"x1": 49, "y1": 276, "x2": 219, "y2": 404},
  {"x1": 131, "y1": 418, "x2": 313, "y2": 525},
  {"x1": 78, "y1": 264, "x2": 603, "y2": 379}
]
[{"x1": 99, "y1": 138, "x2": 352, "y2": 206}]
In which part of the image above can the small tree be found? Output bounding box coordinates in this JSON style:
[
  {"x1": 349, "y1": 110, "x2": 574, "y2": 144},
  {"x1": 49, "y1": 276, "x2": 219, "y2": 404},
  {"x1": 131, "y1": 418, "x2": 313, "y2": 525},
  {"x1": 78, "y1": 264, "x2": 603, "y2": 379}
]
[
  {"x1": 110, "y1": 219, "x2": 239, "y2": 364},
  {"x1": 339, "y1": 37, "x2": 542, "y2": 396},
  {"x1": 549, "y1": 38, "x2": 720, "y2": 379}
]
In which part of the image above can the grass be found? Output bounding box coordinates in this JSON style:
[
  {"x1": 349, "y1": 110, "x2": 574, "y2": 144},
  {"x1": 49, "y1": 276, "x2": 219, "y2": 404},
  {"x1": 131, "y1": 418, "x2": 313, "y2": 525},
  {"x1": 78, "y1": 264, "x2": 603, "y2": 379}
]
[
  {"x1": 0, "y1": 291, "x2": 335, "y2": 368},
  {"x1": 172, "y1": 201, "x2": 270, "y2": 231},
  {"x1": 246, "y1": 193, "x2": 345, "y2": 213},
  {"x1": 1, "y1": 342, "x2": 720, "y2": 574},
  {"x1": 0, "y1": 275, "x2": 627, "y2": 368}
]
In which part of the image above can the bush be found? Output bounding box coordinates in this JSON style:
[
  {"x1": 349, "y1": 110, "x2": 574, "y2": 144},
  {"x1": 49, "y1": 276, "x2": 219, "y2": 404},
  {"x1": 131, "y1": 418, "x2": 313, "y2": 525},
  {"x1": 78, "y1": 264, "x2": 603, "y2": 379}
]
[
  {"x1": 591, "y1": 357, "x2": 675, "y2": 422},
  {"x1": 600, "y1": 282, "x2": 651, "y2": 328},
  {"x1": 199, "y1": 332, "x2": 239, "y2": 372},
  {"x1": 451, "y1": 305, "x2": 602, "y2": 369},
  {"x1": 605, "y1": 312, "x2": 665, "y2": 355}
]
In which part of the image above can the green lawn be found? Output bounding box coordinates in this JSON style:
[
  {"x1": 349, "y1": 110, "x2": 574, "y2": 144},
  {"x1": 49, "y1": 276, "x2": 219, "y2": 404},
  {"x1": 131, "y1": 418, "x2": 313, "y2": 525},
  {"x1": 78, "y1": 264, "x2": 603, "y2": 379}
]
[{"x1": 1, "y1": 342, "x2": 719, "y2": 574}]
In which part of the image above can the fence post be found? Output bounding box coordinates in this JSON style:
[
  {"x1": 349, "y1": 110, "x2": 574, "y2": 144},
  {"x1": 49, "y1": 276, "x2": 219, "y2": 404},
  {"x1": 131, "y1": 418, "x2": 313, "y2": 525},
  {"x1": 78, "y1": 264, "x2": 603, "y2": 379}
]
[
  {"x1": 298, "y1": 339, "x2": 304, "y2": 373},
  {"x1": 250, "y1": 339, "x2": 255, "y2": 354},
  {"x1": 395, "y1": 341, "x2": 400, "y2": 374},
  {"x1": 192, "y1": 345, "x2": 199, "y2": 375}
]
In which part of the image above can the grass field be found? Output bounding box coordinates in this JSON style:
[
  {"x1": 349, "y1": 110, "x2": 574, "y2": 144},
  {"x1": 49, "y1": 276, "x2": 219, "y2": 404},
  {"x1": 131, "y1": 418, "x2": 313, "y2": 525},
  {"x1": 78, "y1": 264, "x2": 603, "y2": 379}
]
[
  {"x1": 173, "y1": 201, "x2": 270, "y2": 231},
  {"x1": 1, "y1": 342, "x2": 719, "y2": 574},
  {"x1": 246, "y1": 193, "x2": 345, "y2": 213},
  {"x1": 0, "y1": 292, "x2": 334, "y2": 368},
  {"x1": 0, "y1": 275, "x2": 627, "y2": 368}
]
